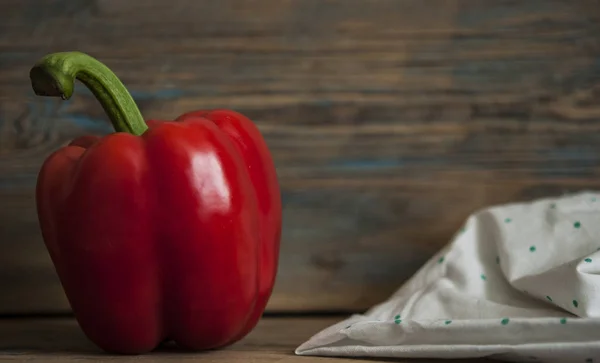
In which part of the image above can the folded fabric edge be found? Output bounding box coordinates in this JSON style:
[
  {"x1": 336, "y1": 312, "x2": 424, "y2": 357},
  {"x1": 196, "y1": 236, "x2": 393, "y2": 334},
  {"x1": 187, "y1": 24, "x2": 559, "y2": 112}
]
[
  {"x1": 294, "y1": 314, "x2": 366, "y2": 354},
  {"x1": 295, "y1": 340, "x2": 600, "y2": 360},
  {"x1": 295, "y1": 316, "x2": 600, "y2": 355}
]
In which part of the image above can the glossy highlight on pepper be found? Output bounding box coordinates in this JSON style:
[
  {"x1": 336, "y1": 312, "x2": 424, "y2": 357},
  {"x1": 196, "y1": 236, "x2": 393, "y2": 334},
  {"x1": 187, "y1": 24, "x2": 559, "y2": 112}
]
[{"x1": 31, "y1": 51, "x2": 282, "y2": 354}]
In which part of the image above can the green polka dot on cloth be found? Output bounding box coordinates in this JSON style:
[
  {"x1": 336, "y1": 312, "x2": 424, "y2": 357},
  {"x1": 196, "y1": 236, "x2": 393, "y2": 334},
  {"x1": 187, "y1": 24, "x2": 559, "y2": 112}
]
[
  {"x1": 560, "y1": 318, "x2": 567, "y2": 324},
  {"x1": 501, "y1": 318, "x2": 510, "y2": 325},
  {"x1": 550, "y1": 203, "x2": 556, "y2": 209},
  {"x1": 574, "y1": 221, "x2": 581, "y2": 228},
  {"x1": 573, "y1": 300, "x2": 579, "y2": 308},
  {"x1": 546, "y1": 295, "x2": 552, "y2": 302},
  {"x1": 529, "y1": 245, "x2": 536, "y2": 252},
  {"x1": 585, "y1": 258, "x2": 592, "y2": 263},
  {"x1": 504, "y1": 218, "x2": 511, "y2": 223},
  {"x1": 438, "y1": 256, "x2": 445, "y2": 264},
  {"x1": 444, "y1": 320, "x2": 452, "y2": 325},
  {"x1": 480, "y1": 274, "x2": 487, "y2": 281},
  {"x1": 394, "y1": 314, "x2": 401, "y2": 324}
]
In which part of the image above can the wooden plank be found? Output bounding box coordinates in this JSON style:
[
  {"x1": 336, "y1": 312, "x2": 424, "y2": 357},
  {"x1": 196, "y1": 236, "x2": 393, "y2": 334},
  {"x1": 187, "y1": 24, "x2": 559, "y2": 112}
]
[
  {"x1": 1, "y1": 0, "x2": 600, "y2": 313},
  {"x1": 0, "y1": 316, "x2": 494, "y2": 362}
]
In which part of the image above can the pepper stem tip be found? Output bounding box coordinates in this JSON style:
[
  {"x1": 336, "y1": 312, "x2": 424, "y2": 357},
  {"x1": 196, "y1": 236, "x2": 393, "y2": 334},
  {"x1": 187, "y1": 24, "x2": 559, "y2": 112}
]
[{"x1": 29, "y1": 51, "x2": 148, "y2": 136}]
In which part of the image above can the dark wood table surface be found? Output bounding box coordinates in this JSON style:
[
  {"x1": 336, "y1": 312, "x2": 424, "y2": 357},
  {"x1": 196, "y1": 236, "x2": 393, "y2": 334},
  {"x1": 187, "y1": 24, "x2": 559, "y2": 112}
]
[{"x1": 0, "y1": 316, "x2": 494, "y2": 362}]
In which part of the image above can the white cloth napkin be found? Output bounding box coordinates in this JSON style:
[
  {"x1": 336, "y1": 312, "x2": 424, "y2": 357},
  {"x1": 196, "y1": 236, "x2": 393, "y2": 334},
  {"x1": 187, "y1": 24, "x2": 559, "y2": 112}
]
[{"x1": 295, "y1": 192, "x2": 600, "y2": 363}]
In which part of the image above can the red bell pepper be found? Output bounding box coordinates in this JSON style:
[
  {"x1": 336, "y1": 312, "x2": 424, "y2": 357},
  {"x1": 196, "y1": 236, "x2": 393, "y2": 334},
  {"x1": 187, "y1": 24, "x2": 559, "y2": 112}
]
[{"x1": 30, "y1": 51, "x2": 282, "y2": 354}]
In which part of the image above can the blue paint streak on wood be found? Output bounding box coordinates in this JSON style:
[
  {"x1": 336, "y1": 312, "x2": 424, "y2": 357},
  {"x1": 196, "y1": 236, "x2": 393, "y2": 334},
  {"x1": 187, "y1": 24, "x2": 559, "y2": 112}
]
[
  {"x1": 329, "y1": 159, "x2": 405, "y2": 170},
  {"x1": 535, "y1": 147, "x2": 600, "y2": 178},
  {"x1": 555, "y1": 56, "x2": 600, "y2": 92},
  {"x1": 64, "y1": 114, "x2": 113, "y2": 133},
  {"x1": 73, "y1": 84, "x2": 185, "y2": 101},
  {"x1": 456, "y1": 0, "x2": 561, "y2": 28},
  {"x1": 128, "y1": 88, "x2": 185, "y2": 101},
  {"x1": 543, "y1": 147, "x2": 600, "y2": 161},
  {"x1": 457, "y1": 5, "x2": 515, "y2": 28},
  {"x1": 450, "y1": 52, "x2": 561, "y2": 91},
  {"x1": 452, "y1": 1, "x2": 575, "y2": 88},
  {"x1": 280, "y1": 191, "x2": 293, "y2": 206},
  {"x1": 314, "y1": 100, "x2": 333, "y2": 108},
  {"x1": 453, "y1": 59, "x2": 553, "y2": 78},
  {"x1": 328, "y1": 157, "x2": 449, "y2": 171}
]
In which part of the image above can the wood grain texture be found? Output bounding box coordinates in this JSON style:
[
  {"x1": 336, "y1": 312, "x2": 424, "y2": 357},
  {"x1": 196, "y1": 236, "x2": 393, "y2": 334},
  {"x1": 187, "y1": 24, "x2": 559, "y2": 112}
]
[
  {"x1": 0, "y1": 316, "x2": 493, "y2": 362},
  {"x1": 1, "y1": 0, "x2": 600, "y2": 313}
]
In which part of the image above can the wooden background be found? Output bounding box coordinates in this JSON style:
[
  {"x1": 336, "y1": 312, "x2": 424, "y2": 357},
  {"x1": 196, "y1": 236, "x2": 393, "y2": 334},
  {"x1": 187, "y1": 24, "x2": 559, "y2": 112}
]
[{"x1": 1, "y1": 0, "x2": 600, "y2": 315}]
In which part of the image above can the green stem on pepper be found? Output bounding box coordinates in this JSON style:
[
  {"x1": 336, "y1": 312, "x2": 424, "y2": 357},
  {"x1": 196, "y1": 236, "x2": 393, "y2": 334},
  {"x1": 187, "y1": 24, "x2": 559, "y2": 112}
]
[{"x1": 29, "y1": 51, "x2": 148, "y2": 136}]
